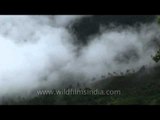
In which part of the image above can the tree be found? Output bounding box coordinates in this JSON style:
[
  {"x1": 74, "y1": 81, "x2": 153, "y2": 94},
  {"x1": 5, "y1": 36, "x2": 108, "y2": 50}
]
[
  {"x1": 152, "y1": 16, "x2": 160, "y2": 63},
  {"x1": 157, "y1": 16, "x2": 160, "y2": 25},
  {"x1": 152, "y1": 49, "x2": 160, "y2": 63}
]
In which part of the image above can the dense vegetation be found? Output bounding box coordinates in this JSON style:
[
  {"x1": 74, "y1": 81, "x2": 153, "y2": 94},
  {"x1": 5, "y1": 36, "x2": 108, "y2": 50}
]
[
  {"x1": 71, "y1": 15, "x2": 155, "y2": 45},
  {"x1": 3, "y1": 64, "x2": 160, "y2": 105}
]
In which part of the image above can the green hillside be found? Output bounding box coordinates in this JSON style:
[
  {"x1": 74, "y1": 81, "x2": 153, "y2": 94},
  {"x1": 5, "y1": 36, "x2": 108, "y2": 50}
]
[{"x1": 4, "y1": 64, "x2": 160, "y2": 105}]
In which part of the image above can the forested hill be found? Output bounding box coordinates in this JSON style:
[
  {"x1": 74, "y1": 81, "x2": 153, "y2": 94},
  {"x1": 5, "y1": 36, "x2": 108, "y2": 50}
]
[
  {"x1": 71, "y1": 15, "x2": 156, "y2": 45},
  {"x1": 5, "y1": 64, "x2": 160, "y2": 105}
]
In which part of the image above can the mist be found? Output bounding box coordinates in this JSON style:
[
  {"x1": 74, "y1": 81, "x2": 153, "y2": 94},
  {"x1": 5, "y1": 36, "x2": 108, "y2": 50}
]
[{"x1": 0, "y1": 15, "x2": 159, "y2": 100}]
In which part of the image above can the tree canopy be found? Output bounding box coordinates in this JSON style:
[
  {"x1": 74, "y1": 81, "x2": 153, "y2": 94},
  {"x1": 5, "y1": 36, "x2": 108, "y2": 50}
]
[{"x1": 152, "y1": 16, "x2": 160, "y2": 63}]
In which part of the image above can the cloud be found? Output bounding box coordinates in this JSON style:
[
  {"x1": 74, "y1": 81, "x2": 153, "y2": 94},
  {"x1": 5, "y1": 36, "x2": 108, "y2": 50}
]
[{"x1": 0, "y1": 15, "x2": 159, "y2": 100}]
